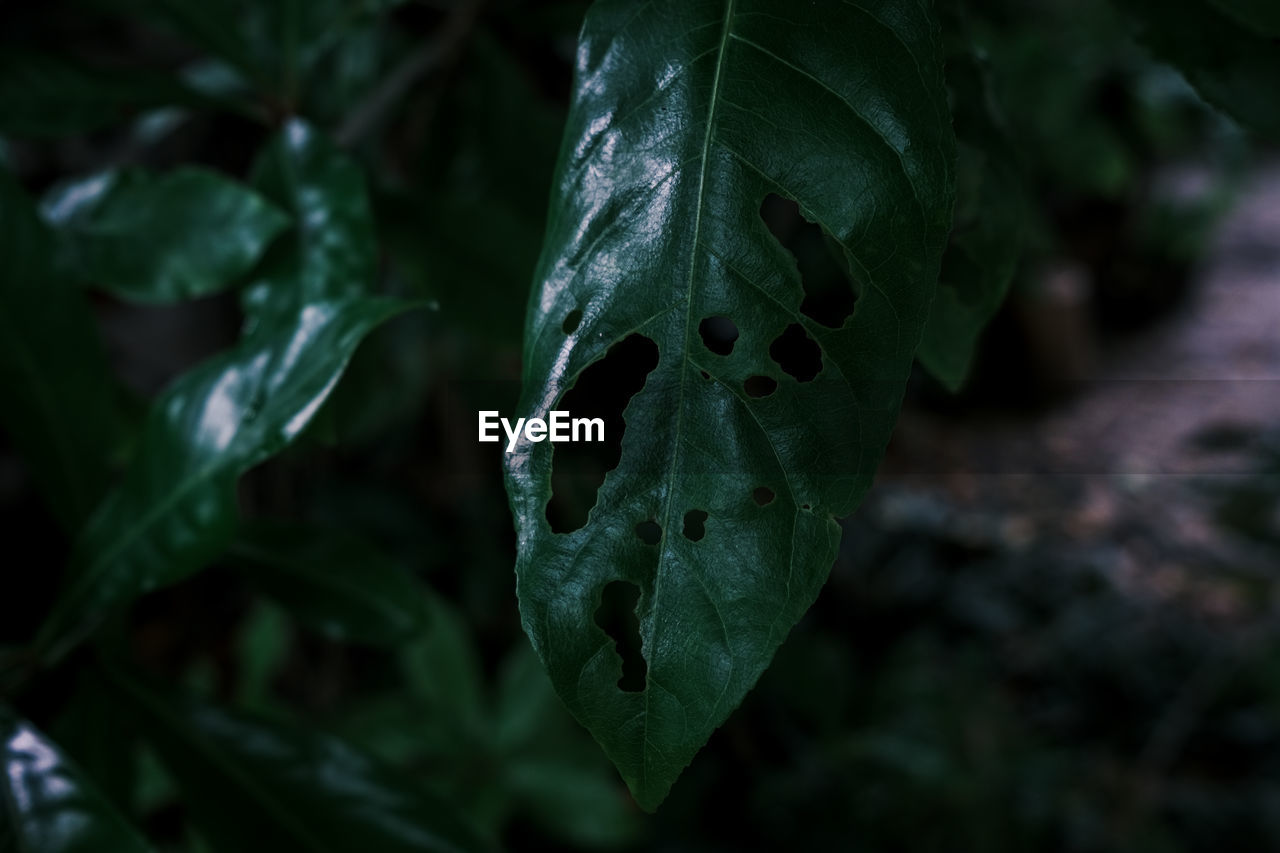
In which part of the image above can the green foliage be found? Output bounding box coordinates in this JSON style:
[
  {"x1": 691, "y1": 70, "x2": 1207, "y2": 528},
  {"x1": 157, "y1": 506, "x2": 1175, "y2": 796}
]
[
  {"x1": 506, "y1": 0, "x2": 955, "y2": 809},
  {"x1": 35, "y1": 121, "x2": 409, "y2": 662},
  {"x1": 0, "y1": 173, "x2": 122, "y2": 529},
  {"x1": 1121, "y1": 0, "x2": 1280, "y2": 141},
  {"x1": 41, "y1": 168, "x2": 289, "y2": 303},
  {"x1": 1, "y1": 709, "x2": 153, "y2": 852},
  {"x1": 229, "y1": 521, "x2": 428, "y2": 646},
  {"x1": 0, "y1": 0, "x2": 1275, "y2": 844},
  {"x1": 104, "y1": 669, "x2": 490, "y2": 852}
]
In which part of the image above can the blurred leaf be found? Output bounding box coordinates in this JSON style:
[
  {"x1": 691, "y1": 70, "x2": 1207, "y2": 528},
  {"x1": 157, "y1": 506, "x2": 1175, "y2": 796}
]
[
  {"x1": 0, "y1": 171, "x2": 121, "y2": 529},
  {"x1": 1209, "y1": 0, "x2": 1280, "y2": 35},
  {"x1": 230, "y1": 520, "x2": 427, "y2": 646},
  {"x1": 122, "y1": 0, "x2": 410, "y2": 98},
  {"x1": 918, "y1": 55, "x2": 1026, "y2": 391},
  {"x1": 505, "y1": 0, "x2": 955, "y2": 810},
  {"x1": 105, "y1": 672, "x2": 491, "y2": 853},
  {"x1": 1121, "y1": 0, "x2": 1280, "y2": 140},
  {"x1": 36, "y1": 121, "x2": 411, "y2": 662},
  {"x1": 234, "y1": 600, "x2": 293, "y2": 711},
  {"x1": 402, "y1": 593, "x2": 485, "y2": 728},
  {"x1": 494, "y1": 646, "x2": 640, "y2": 849},
  {"x1": 0, "y1": 708, "x2": 152, "y2": 853},
  {"x1": 41, "y1": 167, "x2": 289, "y2": 303},
  {"x1": 0, "y1": 51, "x2": 205, "y2": 139}
]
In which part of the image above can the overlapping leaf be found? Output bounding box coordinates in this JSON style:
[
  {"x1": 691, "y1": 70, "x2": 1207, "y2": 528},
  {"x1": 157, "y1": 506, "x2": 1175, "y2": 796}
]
[
  {"x1": 1, "y1": 709, "x2": 152, "y2": 853},
  {"x1": 0, "y1": 172, "x2": 121, "y2": 529},
  {"x1": 37, "y1": 121, "x2": 409, "y2": 660},
  {"x1": 505, "y1": 0, "x2": 955, "y2": 808},
  {"x1": 41, "y1": 167, "x2": 289, "y2": 302}
]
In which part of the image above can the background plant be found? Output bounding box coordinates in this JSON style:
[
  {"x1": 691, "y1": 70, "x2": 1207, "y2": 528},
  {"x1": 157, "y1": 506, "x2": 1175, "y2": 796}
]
[{"x1": 0, "y1": 0, "x2": 1277, "y2": 850}]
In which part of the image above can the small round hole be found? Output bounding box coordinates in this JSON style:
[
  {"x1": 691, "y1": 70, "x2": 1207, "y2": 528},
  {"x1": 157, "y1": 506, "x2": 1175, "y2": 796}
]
[
  {"x1": 682, "y1": 509, "x2": 708, "y2": 542},
  {"x1": 562, "y1": 308, "x2": 582, "y2": 334},
  {"x1": 698, "y1": 316, "x2": 739, "y2": 355},
  {"x1": 634, "y1": 520, "x2": 662, "y2": 545},
  {"x1": 744, "y1": 375, "x2": 777, "y2": 398},
  {"x1": 753, "y1": 486, "x2": 775, "y2": 506}
]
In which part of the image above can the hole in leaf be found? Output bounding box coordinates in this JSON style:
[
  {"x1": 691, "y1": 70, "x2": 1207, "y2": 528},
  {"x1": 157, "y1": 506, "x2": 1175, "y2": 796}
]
[
  {"x1": 683, "y1": 509, "x2": 708, "y2": 542},
  {"x1": 744, "y1": 375, "x2": 777, "y2": 398},
  {"x1": 595, "y1": 580, "x2": 647, "y2": 692},
  {"x1": 753, "y1": 486, "x2": 775, "y2": 506},
  {"x1": 562, "y1": 308, "x2": 582, "y2": 334},
  {"x1": 635, "y1": 519, "x2": 662, "y2": 545},
  {"x1": 760, "y1": 194, "x2": 857, "y2": 329},
  {"x1": 700, "y1": 369, "x2": 711, "y2": 380},
  {"x1": 698, "y1": 316, "x2": 739, "y2": 355},
  {"x1": 547, "y1": 334, "x2": 660, "y2": 533},
  {"x1": 769, "y1": 322, "x2": 823, "y2": 382}
]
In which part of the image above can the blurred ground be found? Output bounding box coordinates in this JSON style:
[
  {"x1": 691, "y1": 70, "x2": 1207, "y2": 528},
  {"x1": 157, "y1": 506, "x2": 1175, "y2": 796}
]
[{"x1": 882, "y1": 163, "x2": 1280, "y2": 621}]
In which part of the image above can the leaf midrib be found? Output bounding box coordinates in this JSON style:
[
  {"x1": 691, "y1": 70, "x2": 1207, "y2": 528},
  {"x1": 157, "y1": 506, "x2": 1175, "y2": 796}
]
[{"x1": 642, "y1": 0, "x2": 739, "y2": 799}]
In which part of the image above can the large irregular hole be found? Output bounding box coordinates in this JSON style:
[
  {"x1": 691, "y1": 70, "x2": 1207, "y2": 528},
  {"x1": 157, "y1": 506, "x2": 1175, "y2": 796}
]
[
  {"x1": 760, "y1": 194, "x2": 857, "y2": 329},
  {"x1": 744, "y1": 375, "x2": 777, "y2": 398},
  {"x1": 683, "y1": 509, "x2": 708, "y2": 541},
  {"x1": 753, "y1": 486, "x2": 775, "y2": 506},
  {"x1": 634, "y1": 519, "x2": 662, "y2": 545},
  {"x1": 698, "y1": 316, "x2": 739, "y2": 355},
  {"x1": 547, "y1": 334, "x2": 660, "y2": 533},
  {"x1": 769, "y1": 322, "x2": 823, "y2": 382},
  {"x1": 562, "y1": 308, "x2": 582, "y2": 334},
  {"x1": 594, "y1": 580, "x2": 647, "y2": 692}
]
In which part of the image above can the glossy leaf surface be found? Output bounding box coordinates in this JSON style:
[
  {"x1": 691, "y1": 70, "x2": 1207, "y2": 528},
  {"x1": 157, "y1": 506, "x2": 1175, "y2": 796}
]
[
  {"x1": 42, "y1": 167, "x2": 289, "y2": 303},
  {"x1": 38, "y1": 121, "x2": 408, "y2": 659},
  {"x1": 0, "y1": 171, "x2": 120, "y2": 529},
  {"x1": 505, "y1": 0, "x2": 955, "y2": 808},
  {"x1": 0, "y1": 708, "x2": 152, "y2": 853},
  {"x1": 230, "y1": 520, "x2": 428, "y2": 646},
  {"x1": 1121, "y1": 0, "x2": 1280, "y2": 140},
  {"x1": 106, "y1": 674, "x2": 489, "y2": 853}
]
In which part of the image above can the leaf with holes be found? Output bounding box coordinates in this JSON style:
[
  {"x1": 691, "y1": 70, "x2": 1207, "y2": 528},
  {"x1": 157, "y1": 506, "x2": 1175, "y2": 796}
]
[{"x1": 504, "y1": 0, "x2": 955, "y2": 809}]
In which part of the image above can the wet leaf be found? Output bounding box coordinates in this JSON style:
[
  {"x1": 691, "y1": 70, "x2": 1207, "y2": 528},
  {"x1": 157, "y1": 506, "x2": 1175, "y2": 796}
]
[
  {"x1": 37, "y1": 121, "x2": 410, "y2": 661},
  {"x1": 505, "y1": 0, "x2": 955, "y2": 808},
  {"x1": 1, "y1": 708, "x2": 152, "y2": 852},
  {"x1": 41, "y1": 168, "x2": 289, "y2": 303}
]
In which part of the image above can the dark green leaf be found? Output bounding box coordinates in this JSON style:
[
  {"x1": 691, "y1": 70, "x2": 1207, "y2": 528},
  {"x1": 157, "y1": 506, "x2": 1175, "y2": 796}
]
[
  {"x1": 104, "y1": 673, "x2": 490, "y2": 853},
  {"x1": 1209, "y1": 0, "x2": 1280, "y2": 36},
  {"x1": 505, "y1": 0, "x2": 955, "y2": 809},
  {"x1": 0, "y1": 708, "x2": 152, "y2": 853},
  {"x1": 1121, "y1": 0, "x2": 1280, "y2": 140},
  {"x1": 121, "y1": 0, "x2": 409, "y2": 98},
  {"x1": 41, "y1": 167, "x2": 289, "y2": 303},
  {"x1": 37, "y1": 121, "x2": 410, "y2": 661},
  {"x1": 0, "y1": 52, "x2": 204, "y2": 139},
  {"x1": 0, "y1": 171, "x2": 121, "y2": 529},
  {"x1": 918, "y1": 55, "x2": 1026, "y2": 391},
  {"x1": 230, "y1": 520, "x2": 427, "y2": 645}
]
